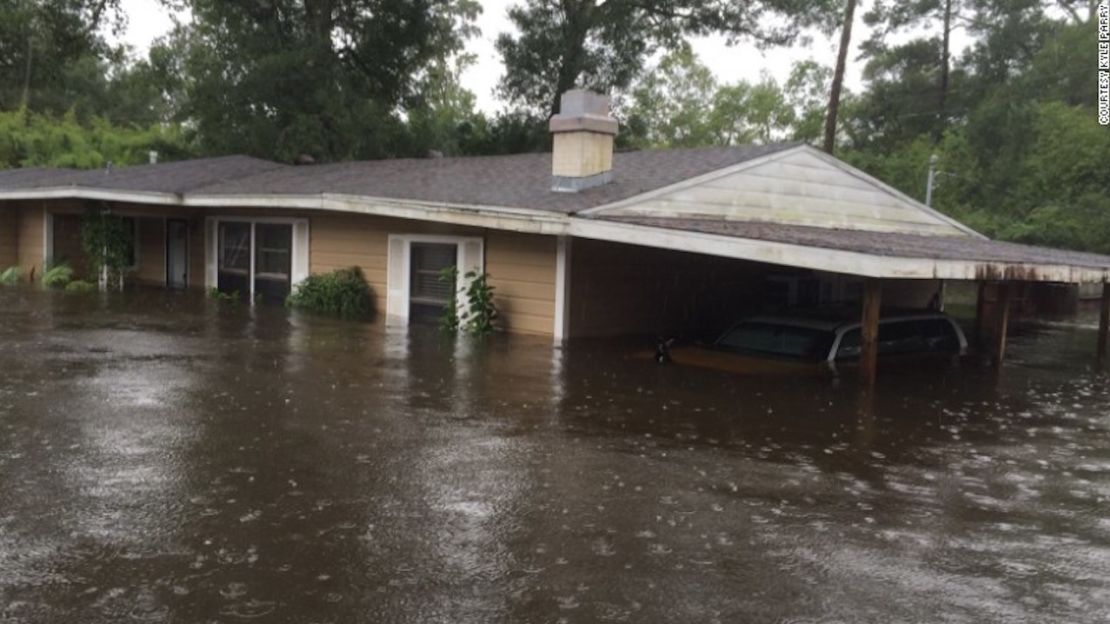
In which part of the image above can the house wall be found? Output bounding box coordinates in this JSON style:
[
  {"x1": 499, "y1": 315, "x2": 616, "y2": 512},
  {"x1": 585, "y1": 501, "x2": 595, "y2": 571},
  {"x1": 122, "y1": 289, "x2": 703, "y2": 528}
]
[
  {"x1": 0, "y1": 204, "x2": 18, "y2": 269},
  {"x1": 16, "y1": 203, "x2": 45, "y2": 280},
  {"x1": 52, "y1": 213, "x2": 89, "y2": 277},
  {"x1": 308, "y1": 212, "x2": 557, "y2": 335},
  {"x1": 568, "y1": 238, "x2": 768, "y2": 338},
  {"x1": 135, "y1": 217, "x2": 165, "y2": 285},
  {"x1": 567, "y1": 238, "x2": 944, "y2": 339},
  {"x1": 4, "y1": 201, "x2": 558, "y2": 336}
]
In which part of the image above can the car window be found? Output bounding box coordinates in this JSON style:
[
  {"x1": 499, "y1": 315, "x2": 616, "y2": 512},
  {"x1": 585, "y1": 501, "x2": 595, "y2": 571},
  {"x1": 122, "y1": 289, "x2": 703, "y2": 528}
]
[
  {"x1": 716, "y1": 322, "x2": 836, "y2": 361},
  {"x1": 836, "y1": 318, "x2": 961, "y2": 361}
]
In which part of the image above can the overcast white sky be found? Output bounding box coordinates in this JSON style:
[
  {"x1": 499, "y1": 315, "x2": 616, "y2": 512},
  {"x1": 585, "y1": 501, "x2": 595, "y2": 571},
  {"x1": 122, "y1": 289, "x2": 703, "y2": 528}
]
[{"x1": 113, "y1": 0, "x2": 968, "y2": 113}]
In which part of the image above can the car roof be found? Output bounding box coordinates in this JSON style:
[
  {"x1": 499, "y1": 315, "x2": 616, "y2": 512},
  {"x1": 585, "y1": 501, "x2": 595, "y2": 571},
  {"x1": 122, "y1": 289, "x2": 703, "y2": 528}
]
[{"x1": 740, "y1": 308, "x2": 951, "y2": 332}]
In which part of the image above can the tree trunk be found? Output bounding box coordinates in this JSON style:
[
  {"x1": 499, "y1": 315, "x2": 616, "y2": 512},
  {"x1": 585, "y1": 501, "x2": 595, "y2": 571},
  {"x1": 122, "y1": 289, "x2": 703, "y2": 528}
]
[
  {"x1": 935, "y1": 0, "x2": 953, "y2": 142},
  {"x1": 550, "y1": 0, "x2": 594, "y2": 117},
  {"x1": 823, "y1": 0, "x2": 858, "y2": 154}
]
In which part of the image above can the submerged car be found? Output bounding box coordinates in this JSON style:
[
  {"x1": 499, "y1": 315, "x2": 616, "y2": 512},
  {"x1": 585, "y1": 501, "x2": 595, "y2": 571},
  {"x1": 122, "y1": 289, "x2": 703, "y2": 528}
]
[{"x1": 658, "y1": 310, "x2": 968, "y2": 376}]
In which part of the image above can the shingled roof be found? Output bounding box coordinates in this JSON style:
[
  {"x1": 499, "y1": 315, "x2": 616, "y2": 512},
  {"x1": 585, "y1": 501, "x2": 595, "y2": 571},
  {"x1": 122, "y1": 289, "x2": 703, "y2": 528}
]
[
  {"x1": 0, "y1": 145, "x2": 794, "y2": 213},
  {"x1": 0, "y1": 155, "x2": 285, "y2": 196}
]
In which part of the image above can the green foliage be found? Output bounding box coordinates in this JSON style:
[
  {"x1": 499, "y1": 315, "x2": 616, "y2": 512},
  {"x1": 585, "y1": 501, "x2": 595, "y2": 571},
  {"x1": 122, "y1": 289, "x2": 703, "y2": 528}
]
[
  {"x1": 496, "y1": 0, "x2": 840, "y2": 115},
  {"x1": 41, "y1": 262, "x2": 74, "y2": 289},
  {"x1": 0, "y1": 0, "x2": 124, "y2": 114},
  {"x1": 0, "y1": 266, "x2": 20, "y2": 285},
  {"x1": 438, "y1": 268, "x2": 498, "y2": 335},
  {"x1": 80, "y1": 208, "x2": 134, "y2": 286},
  {"x1": 208, "y1": 288, "x2": 240, "y2": 302},
  {"x1": 624, "y1": 48, "x2": 799, "y2": 148},
  {"x1": 438, "y1": 266, "x2": 460, "y2": 334},
  {"x1": 286, "y1": 267, "x2": 374, "y2": 319},
  {"x1": 460, "y1": 271, "x2": 498, "y2": 335},
  {"x1": 64, "y1": 280, "x2": 95, "y2": 293},
  {"x1": 0, "y1": 109, "x2": 191, "y2": 169},
  {"x1": 167, "y1": 0, "x2": 480, "y2": 162}
]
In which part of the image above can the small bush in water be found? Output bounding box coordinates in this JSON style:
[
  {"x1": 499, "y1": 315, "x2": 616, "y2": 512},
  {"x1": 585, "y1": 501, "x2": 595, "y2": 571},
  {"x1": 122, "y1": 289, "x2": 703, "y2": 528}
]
[
  {"x1": 286, "y1": 267, "x2": 373, "y2": 319},
  {"x1": 65, "y1": 280, "x2": 96, "y2": 293},
  {"x1": 0, "y1": 266, "x2": 19, "y2": 285},
  {"x1": 208, "y1": 288, "x2": 240, "y2": 302},
  {"x1": 41, "y1": 262, "x2": 74, "y2": 289}
]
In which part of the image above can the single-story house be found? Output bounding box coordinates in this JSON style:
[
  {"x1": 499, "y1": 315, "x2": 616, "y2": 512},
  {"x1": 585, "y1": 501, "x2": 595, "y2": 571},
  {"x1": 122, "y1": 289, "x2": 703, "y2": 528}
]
[{"x1": 3, "y1": 90, "x2": 1110, "y2": 380}]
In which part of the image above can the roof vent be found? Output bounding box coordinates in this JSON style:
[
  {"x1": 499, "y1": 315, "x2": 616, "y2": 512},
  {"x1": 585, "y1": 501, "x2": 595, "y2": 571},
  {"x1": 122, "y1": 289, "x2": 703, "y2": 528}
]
[{"x1": 549, "y1": 90, "x2": 618, "y2": 193}]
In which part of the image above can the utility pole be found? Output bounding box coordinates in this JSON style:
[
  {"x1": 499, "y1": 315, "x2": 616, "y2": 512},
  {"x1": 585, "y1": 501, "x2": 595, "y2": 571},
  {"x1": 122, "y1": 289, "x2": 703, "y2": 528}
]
[{"x1": 925, "y1": 153, "x2": 939, "y2": 207}]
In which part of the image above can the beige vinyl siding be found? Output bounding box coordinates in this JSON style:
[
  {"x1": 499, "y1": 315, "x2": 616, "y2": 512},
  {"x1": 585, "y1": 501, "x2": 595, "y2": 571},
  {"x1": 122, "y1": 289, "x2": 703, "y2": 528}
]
[
  {"x1": 310, "y1": 212, "x2": 557, "y2": 336},
  {"x1": 135, "y1": 217, "x2": 165, "y2": 285},
  {"x1": 601, "y1": 149, "x2": 971, "y2": 237},
  {"x1": 485, "y1": 231, "x2": 556, "y2": 335},
  {"x1": 16, "y1": 204, "x2": 45, "y2": 280},
  {"x1": 0, "y1": 205, "x2": 18, "y2": 268}
]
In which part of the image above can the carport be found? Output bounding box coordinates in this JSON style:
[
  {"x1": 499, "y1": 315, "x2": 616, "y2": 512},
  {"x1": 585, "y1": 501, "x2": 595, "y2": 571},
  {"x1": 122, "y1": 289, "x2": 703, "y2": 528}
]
[{"x1": 563, "y1": 213, "x2": 1110, "y2": 384}]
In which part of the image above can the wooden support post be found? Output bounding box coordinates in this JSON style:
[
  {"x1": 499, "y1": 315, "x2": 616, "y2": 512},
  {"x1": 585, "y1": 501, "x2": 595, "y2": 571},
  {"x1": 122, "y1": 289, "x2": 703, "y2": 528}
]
[
  {"x1": 1098, "y1": 283, "x2": 1110, "y2": 359},
  {"x1": 860, "y1": 279, "x2": 882, "y2": 386},
  {"x1": 974, "y1": 281, "x2": 988, "y2": 347},
  {"x1": 991, "y1": 282, "x2": 1012, "y2": 366}
]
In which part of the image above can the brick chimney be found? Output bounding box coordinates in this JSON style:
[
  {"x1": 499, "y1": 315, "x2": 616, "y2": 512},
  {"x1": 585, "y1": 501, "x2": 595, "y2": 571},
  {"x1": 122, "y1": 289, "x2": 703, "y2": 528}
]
[{"x1": 549, "y1": 90, "x2": 618, "y2": 193}]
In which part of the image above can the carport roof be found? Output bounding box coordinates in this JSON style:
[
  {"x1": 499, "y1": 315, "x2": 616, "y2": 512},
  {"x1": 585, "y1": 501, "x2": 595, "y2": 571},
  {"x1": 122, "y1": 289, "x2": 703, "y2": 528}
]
[{"x1": 604, "y1": 216, "x2": 1110, "y2": 271}]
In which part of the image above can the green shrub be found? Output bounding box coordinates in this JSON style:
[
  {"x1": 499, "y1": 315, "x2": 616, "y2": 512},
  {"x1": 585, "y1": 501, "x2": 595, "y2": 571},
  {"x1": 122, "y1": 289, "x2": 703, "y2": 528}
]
[
  {"x1": 41, "y1": 262, "x2": 74, "y2": 289},
  {"x1": 439, "y1": 268, "x2": 498, "y2": 336},
  {"x1": 208, "y1": 288, "x2": 240, "y2": 302},
  {"x1": 460, "y1": 271, "x2": 498, "y2": 335},
  {"x1": 438, "y1": 266, "x2": 459, "y2": 333},
  {"x1": 64, "y1": 280, "x2": 96, "y2": 293},
  {"x1": 286, "y1": 267, "x2": 373, "y2": 319},
  {"x1": 0, "y1": 266, "x2": 19, "y2": 285}
]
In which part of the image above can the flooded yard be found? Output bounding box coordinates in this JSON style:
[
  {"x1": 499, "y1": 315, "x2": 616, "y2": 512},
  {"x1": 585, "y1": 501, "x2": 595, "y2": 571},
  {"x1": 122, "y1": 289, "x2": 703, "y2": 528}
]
[{"x1": 1, "y1": 288, "x2": 1109, "y2": 623}]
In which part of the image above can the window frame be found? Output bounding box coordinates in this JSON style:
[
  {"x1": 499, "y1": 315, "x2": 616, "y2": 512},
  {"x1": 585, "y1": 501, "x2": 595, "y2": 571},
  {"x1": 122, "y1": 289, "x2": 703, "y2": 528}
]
[{"x1": 205, "y1": 216, "x2": 309, "y2": 302}]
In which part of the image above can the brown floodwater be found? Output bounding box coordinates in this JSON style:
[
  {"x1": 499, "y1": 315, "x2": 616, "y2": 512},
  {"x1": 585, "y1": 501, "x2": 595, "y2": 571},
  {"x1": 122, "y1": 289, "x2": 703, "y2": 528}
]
[{"x1": 1, "y1": 287, "x2": 1109, "y2": 623}]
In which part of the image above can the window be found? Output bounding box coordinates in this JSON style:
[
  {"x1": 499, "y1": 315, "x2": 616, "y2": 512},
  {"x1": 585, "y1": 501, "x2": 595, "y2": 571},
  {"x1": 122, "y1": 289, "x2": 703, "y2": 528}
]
[
  {"x1": 835, "y1": 319, "x2": 961, "y2": 361},
  {"x1": 409, "y1": 243, "x2": 457, "y2": 321},
  {"x1": 716, "y1": 322, "x2": 836, "y2": 361},
  {"x1": 217, "y1": 221, "x2": 251, "y2": 297},
  {"x1": 253, "y1": 223, "x2": 292, "y2": 303},
  {"x1": 215, "y1": 221, "x2": 295, "y2": 303}
]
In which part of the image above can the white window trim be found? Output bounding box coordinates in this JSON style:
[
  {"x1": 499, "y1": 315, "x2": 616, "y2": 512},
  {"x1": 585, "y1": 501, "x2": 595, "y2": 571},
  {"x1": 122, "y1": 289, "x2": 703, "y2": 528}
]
[
  {"x1": 205, "y1": 216, "x2": 310, "y2": 301},
  {"x1": 554, "y1": 235, "x2": 572, "y2": 343},
  {"x1": 163, "y1": 217, "x2": 189, "y2": 288},
  {"x1": 387, "y1": 233, "x2": 484, "y2": 327}
]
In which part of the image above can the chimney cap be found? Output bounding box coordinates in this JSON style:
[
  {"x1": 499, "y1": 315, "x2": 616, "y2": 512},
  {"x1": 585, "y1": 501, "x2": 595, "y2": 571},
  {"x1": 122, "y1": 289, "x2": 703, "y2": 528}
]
[
  {"x1": 549, "y1": 89, "x2": 617, "y2": 136},
  {"x1": 558, "y1": 89, "x2": 610, "y2": 116}
]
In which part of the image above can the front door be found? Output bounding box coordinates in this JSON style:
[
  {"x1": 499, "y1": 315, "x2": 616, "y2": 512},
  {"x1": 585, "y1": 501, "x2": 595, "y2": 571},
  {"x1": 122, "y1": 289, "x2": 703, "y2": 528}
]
[{"x1": 166, "y1": 219, "x2": 189, "y2": 289}]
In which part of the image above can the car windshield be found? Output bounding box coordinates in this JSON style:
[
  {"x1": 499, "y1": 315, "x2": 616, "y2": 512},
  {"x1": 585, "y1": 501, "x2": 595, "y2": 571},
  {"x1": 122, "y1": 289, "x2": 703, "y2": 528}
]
[{"x1": 715, "y1": 322, "x2": 836, "y2": 361}]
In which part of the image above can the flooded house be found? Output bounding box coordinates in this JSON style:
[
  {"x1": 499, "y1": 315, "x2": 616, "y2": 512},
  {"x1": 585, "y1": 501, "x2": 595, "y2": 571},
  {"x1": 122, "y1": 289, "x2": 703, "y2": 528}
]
[{"x1": 2, "y1": 90, "x2": 1110, "y2": 381}]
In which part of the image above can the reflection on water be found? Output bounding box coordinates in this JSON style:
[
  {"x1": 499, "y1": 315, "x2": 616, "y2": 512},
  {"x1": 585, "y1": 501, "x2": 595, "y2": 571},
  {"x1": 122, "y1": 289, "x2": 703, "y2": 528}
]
[{"x1": 1, "y1": 288, "x2": 1109, "y2": 623}]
